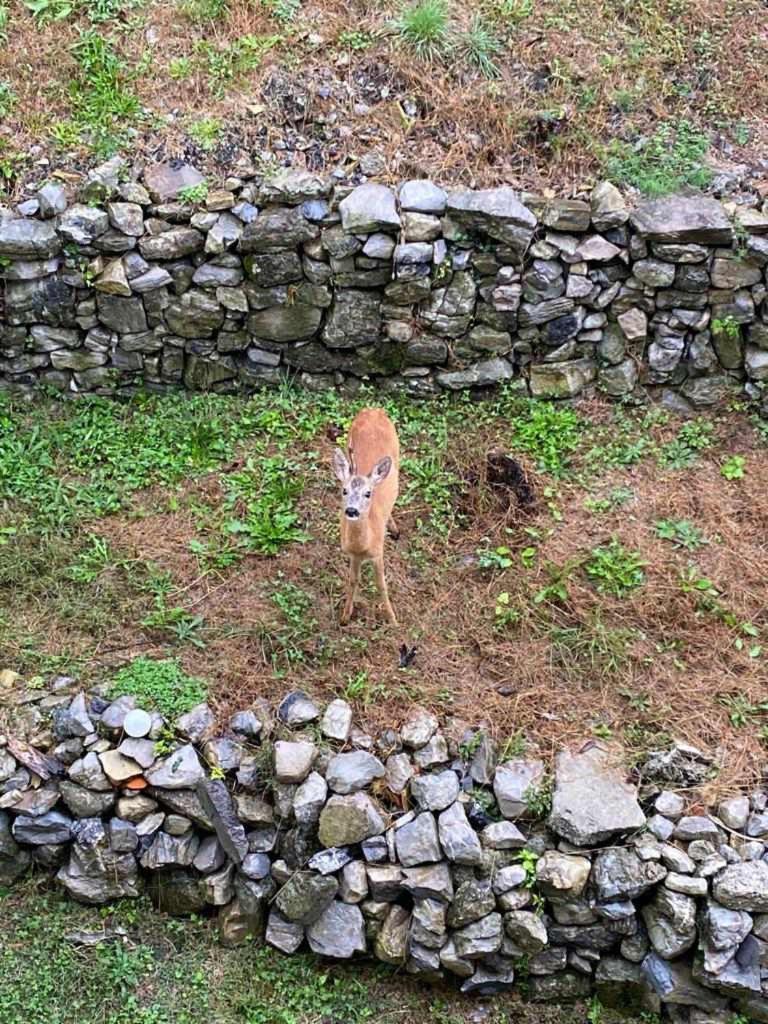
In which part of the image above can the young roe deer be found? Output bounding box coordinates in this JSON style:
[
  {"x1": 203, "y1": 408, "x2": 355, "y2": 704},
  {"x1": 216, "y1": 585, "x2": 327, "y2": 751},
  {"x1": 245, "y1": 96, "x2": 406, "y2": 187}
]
[{"x1": 332, "y1": 408, "x2": 400, "y2": 626}]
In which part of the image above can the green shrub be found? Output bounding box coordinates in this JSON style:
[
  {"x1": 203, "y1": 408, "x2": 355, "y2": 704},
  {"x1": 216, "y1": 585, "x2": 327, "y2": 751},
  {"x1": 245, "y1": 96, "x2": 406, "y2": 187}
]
[
  {"x1": 584, "y1": 539, "x2": 645, "y2": 597},
  {"x1": 605, "y1": 119, "x2": 712, "y2": 197}
]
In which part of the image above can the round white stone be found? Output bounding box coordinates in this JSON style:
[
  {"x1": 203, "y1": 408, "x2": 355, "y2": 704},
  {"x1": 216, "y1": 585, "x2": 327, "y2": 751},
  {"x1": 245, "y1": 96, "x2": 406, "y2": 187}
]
[{"x1": 123, "y1": 708, "x2": 152, "y2": 738}]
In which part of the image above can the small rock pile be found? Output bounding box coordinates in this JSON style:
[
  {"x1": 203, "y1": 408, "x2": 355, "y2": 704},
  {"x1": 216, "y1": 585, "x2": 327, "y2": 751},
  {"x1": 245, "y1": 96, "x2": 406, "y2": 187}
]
[
  {"x1": 1, "y1": 671, "x2": 767, "y2": 1020},
  {"x1": 1, "y1": 158, "x2": 767, "y2": 414}
]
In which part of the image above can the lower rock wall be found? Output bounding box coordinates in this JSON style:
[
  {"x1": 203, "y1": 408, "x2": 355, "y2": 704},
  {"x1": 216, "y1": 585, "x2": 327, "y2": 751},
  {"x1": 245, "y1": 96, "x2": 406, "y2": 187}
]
[
  {"x1": 1, "y1": 159, "x2": 768, "y2": 411},
  {"x1": 1, "y1": 672, "x2": 767, "y2": 1019}
]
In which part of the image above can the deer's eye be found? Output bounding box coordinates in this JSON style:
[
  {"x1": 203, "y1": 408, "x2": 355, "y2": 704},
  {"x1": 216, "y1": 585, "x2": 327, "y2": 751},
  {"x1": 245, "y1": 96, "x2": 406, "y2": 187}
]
[
  {"x1": 342, "y1": 489, "x2": 348, "y2": 496},
  {"x1": 365, "y1": 491, "x2": 371, "y2": 498}
]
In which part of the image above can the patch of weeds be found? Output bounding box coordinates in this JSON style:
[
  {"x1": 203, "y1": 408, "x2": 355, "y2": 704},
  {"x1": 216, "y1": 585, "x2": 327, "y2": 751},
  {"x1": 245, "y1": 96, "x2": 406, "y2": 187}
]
[
  {"x1": 169, "y1": 56, "x2": 193, "y2": 80},
  {"x1": 654, "y1": 518, "x2": 707, "y2": 551},
  {"x1": 524, "y1": 776, "x2": 552, "y2": 818},
  {"x1": 712, "y1": 314, "x2": 741, "y2": 341},
  {"x1": 182, "y1": 0, "x2": 227, "y2": 20},
  {"x1": 65, "y1": 28, "x2": 142, "y2": 156},
  {"x1": 195, "y1": 35, "x2": 281, "y2": 98},
  {"x1": 483, "y1": 0, "x2": 532, "y2": 27},
  {"x1": 142, "y1": 595, "x2": 206, "y2": 648},
  {"x1": 0, "y1": 80, "x2": 16, "y2": 118},
  {"x1": 509, "y1": 402, "x2": 582, "y2": 476},
  {"x1": 188, "y1": 536, "x2": 239, "y2": 572},
  {"x1": 584, "y1": 486, "x2": 634, "y2": 514},
  {"x1": 396, "y1": 0, "x2": 451, "y2": 61},
  {"x1": 721, "y1": 454, "x2": 745, "y2": 480},
  {"x1": 224, "y1": 455, "x2": 309, "y2": 555},
  {"x1": 179, "y1": 181, "x2": 210, "y2": 205},
  {"x1": 717, "y1": 694, "x2": 768, "y2": 729},
  {"x1": 550, "y1": 614, "x2": 634, "y2": 679},
  {"x1": 0, "y1": 1, "x2": 8, "y2": 40},
  {"x1": 605, "y1": 119, "x2": 712, "y2": 196},
  {"x1": 476, "y1": 542, "x2": 513, "y2": 571},
  {"x1": 587, "y1": 995, "x2": 604, "y2": 1024},
  {"x1": 500, "y1": 731, "x2": 527, "y2": 759},
  {"x1": 188, "y1": 118, "x2": 222, "y2": 151},
  {"x1": 22, "y1": 0, "x2": 75, "y2": 22},
  {"x1": 343, "y1": 670, "x2": 386, "y2": 706},
  {"x1": 259, "y1": 0, "x2": 300, "y2": 22},
  {"x1": 459, "y1": 15, "x2": 502, "y2": 78},
  {"x1": 269, "y1": 580, "x2": 317, "y2": 662},
  {"x1": 109, "y1": 656, "x2": 207, "y2": 718},
  {"x1": 658, "y1": 418, "x2": 715, "y2": 470},
  {"x1": 66, "y1": 533, "x2": 115, "y2": 582},
  {"x1": 494, "y1": 591, "x2": 520, "y2": 630},
  {"x1": 584, "y1": 539, "x2": 645, "y2": 597},
  {"x1": 337, "y1": 29, "x2": 373, "y2": 50},
  {"x1": 400, "y1": 453, "x2": 459, "y2": 534},
  {"x1": 533, "y1": 559, "x2": 577, "y2": 605}
]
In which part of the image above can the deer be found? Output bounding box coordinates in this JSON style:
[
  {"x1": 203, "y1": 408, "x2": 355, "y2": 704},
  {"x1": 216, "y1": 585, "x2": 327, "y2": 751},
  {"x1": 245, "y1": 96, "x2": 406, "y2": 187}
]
[{"x1": 332, "y1": 407, "x2": 400, "y2": 626}]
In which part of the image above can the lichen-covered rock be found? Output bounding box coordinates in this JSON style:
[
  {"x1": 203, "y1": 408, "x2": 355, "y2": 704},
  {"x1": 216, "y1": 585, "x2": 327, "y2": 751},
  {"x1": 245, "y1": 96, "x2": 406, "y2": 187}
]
[
  {"x1": 275, "y1": 871, "x2": 338, "y2": 924},
  {"x1": 318, "y1": 793, "x2": 385, "y2": 848},
  {"x1": 326, "y1": 752, "x2": 385, "y2": 794},
  {"x1": 712, "y1": 862, "x2": 768, "y2": 912},
  {"x1": 306, "y1": 900, "x2": 367, "y2": 958}
]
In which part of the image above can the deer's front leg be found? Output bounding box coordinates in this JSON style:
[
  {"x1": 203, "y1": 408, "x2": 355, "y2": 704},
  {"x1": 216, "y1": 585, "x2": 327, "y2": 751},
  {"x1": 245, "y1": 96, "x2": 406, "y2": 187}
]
[
  {"x1": 341, "y1": 554, "x2": 363, "y2": 625},
  {"x1": 373, "y1": 554, "x2": 397, "y2": 626}
]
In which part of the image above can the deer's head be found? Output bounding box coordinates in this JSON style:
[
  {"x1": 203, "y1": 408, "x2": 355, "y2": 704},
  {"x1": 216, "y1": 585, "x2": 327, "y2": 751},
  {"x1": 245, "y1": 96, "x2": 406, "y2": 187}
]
[{"x1": 333, "y1": 449, "x2": 392, "y2": 521}]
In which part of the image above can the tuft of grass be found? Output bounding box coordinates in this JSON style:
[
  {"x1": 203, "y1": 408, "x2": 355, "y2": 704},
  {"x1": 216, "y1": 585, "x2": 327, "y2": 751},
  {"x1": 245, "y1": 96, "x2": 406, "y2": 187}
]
[
  {"x1": 188, "y1": 117, "x2": 222, "y2": 150},
  {"x1": 396, "y1": 0, "x2": 451, "y2": 60},
  {"x1": 459, "y1": 15, "x2": 502, "y2": 78},
  {"x1": 109, "y1": 656, "x2": 207, "y2": 719},
  {"x1": 259, "y1": 0, "x2": 300, "y2": 22},
  {"x1": 605, "y1": 119, "x2": 712, "y2": 197},
  {"x1": 658, "y1": 418, "x2": 715, "y2": 470},
  {"x1": 509, "y1": 402, "x2": 582, "y2": 476},
  {"x1": 584, "y1": 539, "x2": 645, "y2": 597},
  {"x1": 654, "y1": 519, "x2": 707, "y2": 551}
]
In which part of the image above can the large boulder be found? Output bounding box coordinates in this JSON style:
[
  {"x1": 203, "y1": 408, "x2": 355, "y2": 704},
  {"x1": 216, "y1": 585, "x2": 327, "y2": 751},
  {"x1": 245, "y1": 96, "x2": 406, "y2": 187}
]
[{"x1": 0, "y1": 218, "x2": 61, "y2": 258}]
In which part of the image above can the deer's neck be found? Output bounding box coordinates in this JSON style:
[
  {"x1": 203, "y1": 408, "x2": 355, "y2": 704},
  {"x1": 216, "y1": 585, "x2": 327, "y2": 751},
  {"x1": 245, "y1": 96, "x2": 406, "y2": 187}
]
[{"x1": 342, "y1": 516, "x2": 374, "y2": 555}]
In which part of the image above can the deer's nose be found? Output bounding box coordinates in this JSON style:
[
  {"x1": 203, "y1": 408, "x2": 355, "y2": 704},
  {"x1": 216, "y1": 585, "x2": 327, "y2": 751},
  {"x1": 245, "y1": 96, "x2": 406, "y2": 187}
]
[{"x1": 345, "y1": 507, "x2": 360, "y2": 519}]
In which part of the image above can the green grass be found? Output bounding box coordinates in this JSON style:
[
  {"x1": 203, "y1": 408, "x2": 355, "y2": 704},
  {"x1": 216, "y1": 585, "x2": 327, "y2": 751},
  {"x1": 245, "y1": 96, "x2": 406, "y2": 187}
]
[
  {"x1": 584, "y1": 539, "x2": 645, "y2": 597},
  {"x1": 653, "y1": 519, "x2": 707, "y2": 551},
  {"x1": 0, "y1": 79, "x2": 16, "y2": 117},
  {"x1": 605, "y1": 118, "x2": 712, "y2": 197},
  {"x1": 396, "y1": 0, "x2": 450, "y2": 60},
  {"x1": 508, "y1": 402, "x2": 582, "y2": 476},
  {"x1": 459, "y1": 14, "x2": 502, "y2": 78},
  {"x1": 108, "y1": 656, "x2": 207, "y2": 718}
]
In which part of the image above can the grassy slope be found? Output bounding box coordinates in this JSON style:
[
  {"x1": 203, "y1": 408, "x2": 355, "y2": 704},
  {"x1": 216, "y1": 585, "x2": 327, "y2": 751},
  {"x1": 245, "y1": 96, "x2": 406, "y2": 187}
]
[
  {"x1": 0, "y1": 881, "x2": 598, "y2": 1024},
  {"x1": 2, "y1": 387, "x2": 768, "y2": 792},
  {"x1": 0, "y1": 0, "x2": 767, "y2": 196}
]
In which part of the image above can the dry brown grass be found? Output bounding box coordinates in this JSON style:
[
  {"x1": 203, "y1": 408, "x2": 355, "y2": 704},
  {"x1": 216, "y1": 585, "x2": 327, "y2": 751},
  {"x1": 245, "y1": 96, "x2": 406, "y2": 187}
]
[
  {"x1": 44, "y1": 402, "x2": 761, "y2": 798},
  {"x1": 1, "y1": 0, "x2": 767, "y2": 195}
]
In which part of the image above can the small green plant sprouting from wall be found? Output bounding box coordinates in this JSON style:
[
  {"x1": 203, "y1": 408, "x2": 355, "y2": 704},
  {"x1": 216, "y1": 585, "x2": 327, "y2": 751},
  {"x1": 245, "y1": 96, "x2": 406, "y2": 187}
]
[
  {"x1": 109, "y1": 656, "x2": 207, "y2": 719},
  {"x1": 178, "y1": 180, "x2": 210, "y2": 205}
]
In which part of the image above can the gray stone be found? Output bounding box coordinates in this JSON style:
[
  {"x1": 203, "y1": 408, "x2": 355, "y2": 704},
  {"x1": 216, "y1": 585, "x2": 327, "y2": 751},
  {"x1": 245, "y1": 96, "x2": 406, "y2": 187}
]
[
  {"x1": 591, "y1": 181, "x2": 629, "y2": 231},
  {"x1": 320, "y1": 699, "x2": 352, "y2": 742},
  {"x1": 339, "y1": 860, "x2": 368, "y2": 903},
  {"x1": 266, "y1": 909, "x2": 304, "y2": 953},
  {"x1": 493, "y1": 759, "x2": 546, "y2": 818},
  {"x1": 549, "y1": 746, "x2": 645, "y2": 845},
  {"x1": 196, "y1": 779, "x2": 248, "y2": 864},
  {"x1": 395, "y1": 812, "x2": 442, "y2": 866},
  {"x1": 673, "y1": 816, "x2": 721, "y2": 842},
  {"x1": 275, "y1": 871, "x2": 338, "y2": 925},
  {"x1": 319, "y1": 793, "x2": 385, "y2": 848},
  {"x1": 400, "y1": 863, "x2": 453, "y2": 903},
  {"x1": 277, "y1": 690, "x2": 319, "y2": 726},
  {"x1": 631, "y1": 197, "x2": 732, "y2": 245},
  {"x1": 12, "y1": 810, "x2": 72, "y2": 845},
  {"x1": 140, "y1": 829, "x2": 199, "y2": 869},
  {"x1": 529, "y1": 357, "x2": 596, "y2": 398},
  {"x1": 374, "y1": 904, "x2": 410, "y2": 964},
  {"x1": 480, "y1": 820, "x2": 526, "y2": 849},
  {"x1": 366, "y1": 864, "x2": 403, "y2": 901},
  {"x1": 59, "y1": 781, "x2": 114, "y2": 819},
  {"x1": 38, "y1": 183, "x2": 68, "y2": 219},
  {"x1": 437, "y1": 802, "x2": 482, "y2": 864},
  {"x1": 665, "y1": 872, "x2": 708, "y2": 896},
  {"x1": 59, "y1": 205, "x2": 109, "y2": 245},
  {"x1": 446, "y1": 188, "x2": 537, "y2": 253},
  {"x1": 712, "y1": 861, "x2": 768, "y2": 911},
  {"x1": 656, "y1": 791, "x2": 686, "y2": 818},
  {"x1": 108, "y1": 203, "x2": 144, "y2": 237},
  {"x1": 306, "y1": 901, "x2": 366, "y2": 958},
  {"x1": 641, "y1": 953, "x2": 728, "y2": 1011},
  {"x1": 307, "y1": 847, "x2": 355, "y2": 875},
  {"x1": 642, "y1": 887, "x2": 698, "y2": 959},
  {"x1": 504, "y1": 910, "x2": 549, "y2": 953},
  {"x1": 412, "y1": 897, "x2": 447, "y2": 947},
  {"x1": 96, "y1": 293, "x2": 147, "y2": 333},
  {"x1": 257, "y1": 169, "x2": 329, "y2": 205},
  {"x1": 143, "y1": 163, "x2": 205, "y2": 202},
  {"x1": 293, "y1": 771, "x2": 327, "y2": 827},
  {"x1": 57, "y1": 842, "x2": 139, "y2": 905},
  {"x1": 98, "y1": 750, "x2": 142, "y2": 784},
  {"x1": 399, "y1": 180, "x2": 447, "y2": 214},
  {"x1": 138, "y1": 228, "x2": 204, "y2": 261},
  {"x1": 536, "y1": 850, "x2": 591, "y2": 898},
  {"x1": 323, "y1": 290, "x2": 381, "y2": 348},
  {"x1": 592, "y1": 848, "x2": 667, "y2": 901},
  {"x1": 0, "y1": 218, "x2": 61, "y2": 259},
  {"x1": 452, "y1": 912, "x2": 503, "y2": 960},
  {"x1": 326, "y1": 751, "x2": 385, "y2": 794},
  {"x1": 412, "y1": 735, "x2": 449, "y2": 769},
  {"x1": 193, "y1": 836, "x2": 226, "y2": 874},
  {"x1": 117, "y1": 738, "x2": 155, "y2": 770},
  {"x1": 339, "y1": 184, "x2": 400, "y2": 234},
  {"x1": 144, "y1": 745, "x2": 204, "y2": 790},
  {"x1": 400, "y1": 709, "x2": 439, "y2": 749},
  {"x1": 274, "y1": 741, "x2": 316, "y2": 784},
  {"x1": 700, "y1": 901, "x2": 753, "y2": 973},
  {"x1": 439, "y1": 939, "x2": 474, "y2": 978},
  {"x1": 436, "y1": 357, "x2": 514, "y2": 390}
]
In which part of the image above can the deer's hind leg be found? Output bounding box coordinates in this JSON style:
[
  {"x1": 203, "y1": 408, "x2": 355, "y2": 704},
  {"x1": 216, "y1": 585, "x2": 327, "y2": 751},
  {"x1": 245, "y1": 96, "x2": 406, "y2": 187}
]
[
  {"x1": 341, "y1": 554, "x2": 363, "y2": 625},
  {"x1": 373, "y1": 554, "x2": 398, "y2": 626},
  {"x1": 387, "y1": 514, "x2": 400, "y2": 540}
]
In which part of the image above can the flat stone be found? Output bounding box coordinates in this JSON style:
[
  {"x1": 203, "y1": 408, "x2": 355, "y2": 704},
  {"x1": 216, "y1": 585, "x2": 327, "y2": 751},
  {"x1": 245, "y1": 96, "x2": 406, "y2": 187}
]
[
  {"x1": 277, "y1": 690, "x2": 320, "y2": 727},
  {"x1": 240, "y1": 206, "x2": 318, "y2": 253},
  {"x1": 400, "y1": 863, "x2": 454, "y2": 903},
  {"x1": 140, "y1": 829, "x2": 199, "y2": 869},
  {"x1": 574, "y1": 235, "x2": 621, "y2": 262},
  {"x1": 631, "y1": 196, "x2": 732, "y2": 245},
  {"x1": 340, "y1": 184, "x2": 400, "y2": 234},
  {"x1": 366, "y1": 864, "x2": 404, "y2": 901},
  {"x1": 59, "y1": 205, "x2": 109, "y2": 245},
  {"x1": 452, "y1": 912, "x2": 503, "y2": 960},
  {"x1": 446, "y1": 188, "x2": 537, "y2": 253},
  {"x1": 436, "y1": 357, "x2": 514, "y2": 390},
  {"x1": 274, "y1": 741, "x2": 316, "y2": 784},
  {"x1": 536, "y1": 850, "x2": 591, "y2": 898},
  {"x1": 266, "y1": 909, "x2": 305, "y2": 953},
  {"x1": 293, "y1": 771, "x2": 327, "y2": 827},
  {"x1": 0, "y1": 218, "x2": 61, "y2": 259},
  {"x1": 144, "y1": 745, "x2": 204, "y2": 790},
  {"x1": 673, "y1": 816, "x2": 721, "y2": 842},
  {"x1": 326, "y1": 751, "x2": 385, "y2": 794},
  {"x1": 655, "y1": 791, "x2": 686, "y2": 819},
  {"x1": 481, "y1": 821, "x2": 526, "y2": 849},
  {"x1": 399, "y1": 180, "x2": 447, "y2": 214},
  {"x1": 98, "y1": 750, "x2": 142, "y2": 784},
  {"x1": 174, "y1": 704, "x2": 215, "y2": 743},
  {"x1": 57, "y1": 843, "x2": 139, "y2": 905},
  {"x1": 59, "y1": 781, "x2": 114, "y2": 819},
  {"x1": 665, "y1": 872, "x2": 708, "y2": 896},
  {"x1": 307, "y1": 847, "x2": 355, "y2": 875},
  {"x1": 529, "y1": 357, "x2": 596, "y2": 398},
  {"x1": 196, "y1": 779, "x2": 248, "y2": 864},
  {"x1": 641, "y1": 953, "x2": 728, "y2": 1011},
  {"x1": 12, "y1": 810, "x2": 72, "y2": 845},
  {"x1": 549, "y1": 746, "x2": 645, "y2": 846},
  {"x1": 306, "y1": 901, "x2": 366, "y2": 958}
]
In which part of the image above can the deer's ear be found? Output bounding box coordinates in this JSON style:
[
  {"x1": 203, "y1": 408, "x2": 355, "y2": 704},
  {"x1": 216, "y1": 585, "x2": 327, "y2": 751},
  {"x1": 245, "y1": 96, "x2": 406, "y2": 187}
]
[
  {"x1": 333, "y1": 448, "x2": 351, "y2": 483},
  {"x1": 371, "y1": 456, "x2": 392, "y2": 486}
]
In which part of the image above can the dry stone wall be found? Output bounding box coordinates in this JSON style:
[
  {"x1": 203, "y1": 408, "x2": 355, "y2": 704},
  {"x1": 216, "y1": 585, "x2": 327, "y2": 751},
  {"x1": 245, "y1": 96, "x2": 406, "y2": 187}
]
[
  {"x1": 2, "y1": 670, "x2": 768, "y2": 1020},
  {"x1": 2, "y1": 157, "x2": 768, "y2": 409}
]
